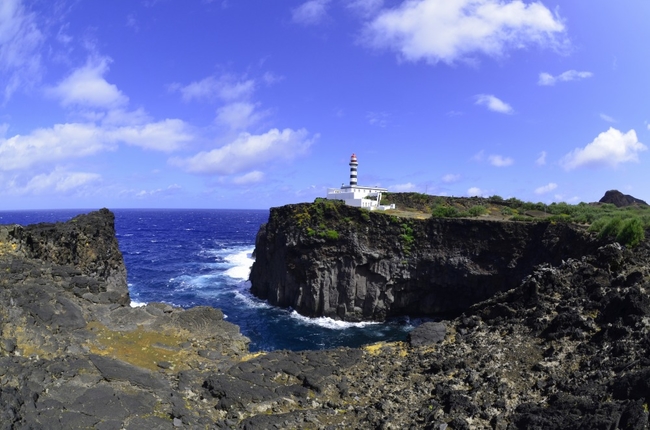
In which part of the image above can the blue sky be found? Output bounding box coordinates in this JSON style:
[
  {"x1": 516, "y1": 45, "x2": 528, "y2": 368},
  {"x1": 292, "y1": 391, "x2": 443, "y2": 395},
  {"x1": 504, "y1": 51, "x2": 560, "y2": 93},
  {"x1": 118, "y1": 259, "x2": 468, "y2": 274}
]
[{"x1": 1, "y1": 0, "x2": 649, "y2": 209}]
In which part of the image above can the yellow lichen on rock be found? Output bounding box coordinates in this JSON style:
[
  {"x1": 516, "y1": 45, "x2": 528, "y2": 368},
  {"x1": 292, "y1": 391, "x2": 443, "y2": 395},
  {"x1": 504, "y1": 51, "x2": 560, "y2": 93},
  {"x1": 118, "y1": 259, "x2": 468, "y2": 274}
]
[
  {"x1": 241, "y1": 351, "x2": 266, "y2": 361},
  {"x1": 363, "y1": 341, "x2": 408, "y2": 357},
  {"x1": 85, "y1": 321, "x2": 195, "y2": 371}
]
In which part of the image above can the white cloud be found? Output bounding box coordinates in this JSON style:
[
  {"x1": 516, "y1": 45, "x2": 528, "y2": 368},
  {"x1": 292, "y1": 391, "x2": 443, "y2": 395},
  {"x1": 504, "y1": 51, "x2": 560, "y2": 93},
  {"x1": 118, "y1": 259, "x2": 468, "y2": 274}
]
[
  {"x1": 106, "y1": 119, "x2": 193, "y2": 152},
  {"x1": 232, "y1": 171, "x2": 264, "y2": 184},
  {"x1": 170, "y1": 74, "x2": 255, "y2": 103},
  {"x1": 538, "y1": 70, "x2": 592, "y2": 86},
  {"x1": 367, "y1": 111, "x2": 390, "y2": 127},
  {"x1": 170, "y1": 128, "x2": 316, "y2": 175},
  {"x1": 361, "y1": 0, "x2": 566, "y2": 64},
  {"x1": 46, "y1": 56, "x2": 128, "y2": 108},
  {"x1": 475, "y1": 94, "x2": 513, "y2": 114},
  {"x1": 347, "y1": 0, "x2": 384, "y2": 16},
  {"x1": 534, "y1": 182, "x2": 557, "y2": 195},
  {"x1": 442, "y1": 173, "x2": 460, "y2": 183},
  {"x1": 488, "y1": 154, "x2": 513, "y2": 167},
  {"x1": 100, "y1": 108, "x2": 152, "y2": 127},
  {"x1": 390, "y1": 182, "x2": 416, "y2": 191},
  {"x1": 134, "y1": 184, "x2": 182, "y2": 198},
  {"x1": 599, "y1": 113, "x2": 616, "y2": 123},
  {"x1": 560, "y1": 128, "x2": 647, "y2": 171},
  {"x1": 536, "y1": 150, "x2": 547, "y2": 165},
  {"x1": 292, "y1": 0, "x2": 331, "y2": 25},
  {"x1": 0, "y1": 123, "x2": 112, "y2": 171},
  {"x1": 262, "y1": 71, "x2": 283, "y2": 85},
  {"x1": 0, "y1": 0, "x2": 44, "y2": 102},
  {"x1": 467, "y1": 187, "x2": 486, "y2": 197},
  {"x1": 0, "y1": 119, "x2": 194, "y2": 171},
  {"x1": 6, "y1": 168, "x2": 101, "y2": 195},
  {"x1": 216, "y1": 102, "x2": 267, "y2": 130}
]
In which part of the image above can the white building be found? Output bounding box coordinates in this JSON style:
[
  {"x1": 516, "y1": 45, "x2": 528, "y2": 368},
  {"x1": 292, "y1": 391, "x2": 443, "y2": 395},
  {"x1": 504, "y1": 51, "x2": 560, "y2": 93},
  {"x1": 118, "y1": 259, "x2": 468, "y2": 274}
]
[{"x1": 326, "y1": 154, "x2": 395, "y2": 210}]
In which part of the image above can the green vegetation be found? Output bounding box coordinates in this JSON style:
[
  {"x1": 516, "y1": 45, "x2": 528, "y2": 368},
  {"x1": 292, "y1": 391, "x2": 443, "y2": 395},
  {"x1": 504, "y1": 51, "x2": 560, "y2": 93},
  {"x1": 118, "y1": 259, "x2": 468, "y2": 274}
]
[
  {"x1": 382, "y1": 192, "x2": 649, "y2": 247},
  {"x1": 431, "y1": 205, "x2": 460, "y2": 218},
  {"x1": 589, "y1": 216, "x2": 646, "y2": 248},
  {"x1": 294, "y1": 199, "x2": 348, "y2": 241},
  {"x1": 430, "y1": 202, "x2": 487, "y2": 218},
  {"x1": 304, "y1": 193, "x2": 649, "y2": 247},
  {"x1": 323, "y1": 229, "x2": 340, "y2": 240},
  {"x1": 399, "y1": 222, "x2": 415, "y2": 254},
  {"x1": 468, "y1": 205, "x2": 487, "y2": 217}
]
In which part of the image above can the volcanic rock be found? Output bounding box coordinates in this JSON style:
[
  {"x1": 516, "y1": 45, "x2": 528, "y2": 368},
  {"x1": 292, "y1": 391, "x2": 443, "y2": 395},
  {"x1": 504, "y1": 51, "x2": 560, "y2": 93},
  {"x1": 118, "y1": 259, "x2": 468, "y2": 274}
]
[
  {"x1": 599, "y1": 189, "x2": 648, "y2": 207},
  {"x1": 4, "y1": 206, "x2": 650, "y2": 429},
  {"x1": 250, "y1": 201, "x2": 597, "y2": 321}
]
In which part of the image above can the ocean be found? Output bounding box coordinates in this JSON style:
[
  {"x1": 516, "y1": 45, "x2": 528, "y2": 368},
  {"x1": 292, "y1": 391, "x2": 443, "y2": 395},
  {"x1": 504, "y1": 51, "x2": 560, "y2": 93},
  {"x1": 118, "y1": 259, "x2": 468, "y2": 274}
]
[{"x1": 0, "y1": 209, "x2": 417, "y2": 351}]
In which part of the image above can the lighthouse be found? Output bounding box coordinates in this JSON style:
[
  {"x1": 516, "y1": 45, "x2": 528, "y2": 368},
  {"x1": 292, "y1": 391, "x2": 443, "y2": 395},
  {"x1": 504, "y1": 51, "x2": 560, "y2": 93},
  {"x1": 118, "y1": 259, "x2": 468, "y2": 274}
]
[
  {"x1": 325, "y1": 152, "x2": 394, "y2": 210},
  {"x1": 349, "y1": 153, "x2": 358, "y2": 187}
]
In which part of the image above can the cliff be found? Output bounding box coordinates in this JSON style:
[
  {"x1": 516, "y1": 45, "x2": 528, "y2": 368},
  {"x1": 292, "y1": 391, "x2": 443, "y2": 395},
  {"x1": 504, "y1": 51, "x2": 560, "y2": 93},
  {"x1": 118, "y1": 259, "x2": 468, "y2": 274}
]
[
  {"x1": 0, "y1": 209, "x2": 251, "y2": 429},
  {"x1": 4, "y1": 208, "x2": 650, "y2": 429},
  {"x1": 250, "y1": 201, "x2": 599, "y2": 321}
]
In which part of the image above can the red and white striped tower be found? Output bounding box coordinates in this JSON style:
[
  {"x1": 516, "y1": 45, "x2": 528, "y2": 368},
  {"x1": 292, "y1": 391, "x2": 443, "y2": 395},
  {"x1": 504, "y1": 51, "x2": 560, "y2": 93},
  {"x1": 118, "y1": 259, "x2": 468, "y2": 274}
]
[{"x1": 349, "y1": 153, "x2": 358, "y2": 187}]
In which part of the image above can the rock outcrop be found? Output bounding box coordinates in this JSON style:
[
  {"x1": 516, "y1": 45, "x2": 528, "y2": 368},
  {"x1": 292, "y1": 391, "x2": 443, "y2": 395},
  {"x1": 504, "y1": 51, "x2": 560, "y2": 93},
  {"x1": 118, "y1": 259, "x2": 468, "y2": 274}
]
[
  {"x1": 4, "y1": 207, "x2": 650, "y2": 429},
  {"x1": 250, "y1": 201, "x2": 599, "y2": 321},
  {"x1": 0, "y1": 209, "x2": 251, "y2": 429},
  {"x1": 599, "y1": 189, "x2": 648, "y2": 207}
]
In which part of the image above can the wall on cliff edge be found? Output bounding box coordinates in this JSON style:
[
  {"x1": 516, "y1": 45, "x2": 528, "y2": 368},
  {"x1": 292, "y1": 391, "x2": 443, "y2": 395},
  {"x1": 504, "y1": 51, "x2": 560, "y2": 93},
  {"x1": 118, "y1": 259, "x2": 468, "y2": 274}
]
[{"x1": 249, "y1": 201, "x2": 600, "y2": 321}]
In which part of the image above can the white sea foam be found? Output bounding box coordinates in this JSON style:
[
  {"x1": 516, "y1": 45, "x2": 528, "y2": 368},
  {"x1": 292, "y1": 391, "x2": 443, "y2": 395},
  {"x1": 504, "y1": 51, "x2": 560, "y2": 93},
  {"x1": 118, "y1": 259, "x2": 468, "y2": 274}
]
[
  {"x1": 171, "y1": 274, "x2": 220, "y2": 290},
  {"x1": 130, "y1": 300, "x2": 147, "y2": 308},
  {"x1": 289, "y1": 311, "x2": 380, "y2": 330},
  {"x1": 234, "y1": 290, "x2": 271, "y2": 309},
  {"x1": 223, "y1": 248, "x2": 255, "y2": 280}
]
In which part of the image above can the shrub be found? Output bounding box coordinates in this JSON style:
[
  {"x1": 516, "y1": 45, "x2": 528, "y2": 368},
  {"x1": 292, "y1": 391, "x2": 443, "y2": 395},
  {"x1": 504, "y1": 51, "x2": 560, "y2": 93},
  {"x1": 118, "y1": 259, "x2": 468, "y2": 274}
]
[
  {"x1": 468, "y1": 205, "x2": 487, "y2": 217},
  {"x1": 511, "y1": 215, "x2": 533, "y2": 222},
  {"x1": 548, "y1": 202, "x2": 575, "y2": 216},
  {"x1": 399, "y1": 223, "x2": 414, "y2": 254},
  {"x1": 506, "y1": 197, "x2": 524, "y2": 208},
  {"x1": 598, "y1": 217, "x2": 623, "y2": 240},
  {"x1": 400, "y1": 223, "x2": 414, "y2": 242},
  {"x1": 324, "y1": 230, "x2": 339, "y2": 241},
  {"x1": 617, "y1": 218, "x2": 645, "y2": 247},
  {"x1": 548, "y1": 214, "x2": 571, "y2": 223},
  {"x1": 431, "y1": 205, "x2": 459, "y2": 218}
]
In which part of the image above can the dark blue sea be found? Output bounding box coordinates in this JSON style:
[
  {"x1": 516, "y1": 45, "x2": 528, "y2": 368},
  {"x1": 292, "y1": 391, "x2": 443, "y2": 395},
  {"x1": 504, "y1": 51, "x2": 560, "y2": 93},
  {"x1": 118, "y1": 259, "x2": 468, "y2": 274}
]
[{"x1": 0, "y1": 209, "x2": 417, "y2": 351}]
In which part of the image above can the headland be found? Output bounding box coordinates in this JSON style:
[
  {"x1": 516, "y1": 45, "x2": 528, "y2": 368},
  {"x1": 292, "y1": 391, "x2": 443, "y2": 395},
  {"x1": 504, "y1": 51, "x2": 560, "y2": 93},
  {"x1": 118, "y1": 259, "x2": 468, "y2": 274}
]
[{"x1": 2, "y1": 198, "x2": 650, "y2": 428}]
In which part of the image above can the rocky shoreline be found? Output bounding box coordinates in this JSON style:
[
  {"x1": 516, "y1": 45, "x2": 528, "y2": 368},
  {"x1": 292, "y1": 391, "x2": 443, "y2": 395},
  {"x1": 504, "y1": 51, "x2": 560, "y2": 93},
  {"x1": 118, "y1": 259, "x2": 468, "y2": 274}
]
[{"x1": 2, "y1": 208, "x2": 650, "y2": 429}]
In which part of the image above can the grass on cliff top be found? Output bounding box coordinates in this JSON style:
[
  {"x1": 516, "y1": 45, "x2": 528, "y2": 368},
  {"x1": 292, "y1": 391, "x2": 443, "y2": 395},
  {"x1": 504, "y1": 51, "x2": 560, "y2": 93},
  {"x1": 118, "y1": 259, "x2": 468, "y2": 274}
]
[
  {"x1": 377, "y1": 192, "x2": 650, "y2": 247},
  {"x1": 306, "y1": 193, "x2": 649, "y2": 247}
]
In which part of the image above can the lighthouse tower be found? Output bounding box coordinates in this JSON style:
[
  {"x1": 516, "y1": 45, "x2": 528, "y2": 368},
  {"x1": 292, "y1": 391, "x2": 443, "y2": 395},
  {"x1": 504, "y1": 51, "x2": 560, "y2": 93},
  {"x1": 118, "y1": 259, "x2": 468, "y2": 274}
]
[
  {"x1": 349, "y1": 153, "x2": 358, "y2": 187},
  {"x1": 326, "y1": 152, "x2": 393, "y2": 210}
]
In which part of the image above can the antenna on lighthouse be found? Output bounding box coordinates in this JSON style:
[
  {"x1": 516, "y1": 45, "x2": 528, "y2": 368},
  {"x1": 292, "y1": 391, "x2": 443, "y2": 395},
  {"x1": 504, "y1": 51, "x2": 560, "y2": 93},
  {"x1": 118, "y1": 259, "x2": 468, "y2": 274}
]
[{"x1": 349, "y1": 153, "x2": 358, "y2": 187}]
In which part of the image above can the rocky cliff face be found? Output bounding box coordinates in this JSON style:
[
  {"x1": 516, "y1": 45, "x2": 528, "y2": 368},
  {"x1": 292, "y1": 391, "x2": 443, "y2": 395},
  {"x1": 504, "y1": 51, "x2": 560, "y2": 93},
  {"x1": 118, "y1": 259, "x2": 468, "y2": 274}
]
[
  {"x1": 1, "y1": 208, "x2": 129, "y2": 305},
  {"x1": 250, "y1": 201, "x2": 599, "y2": 321},
  {"x1": 0, "y1": 210, "x2": 251, "y2": 429},
  {"x1": 4, "y1": 208, "x2": 650, "y2": 429}
]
